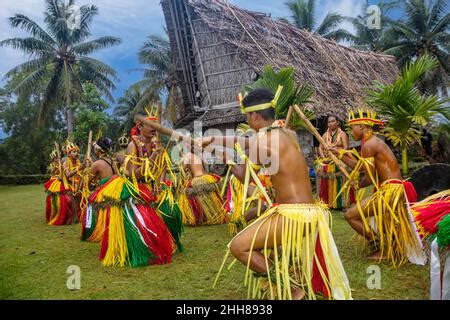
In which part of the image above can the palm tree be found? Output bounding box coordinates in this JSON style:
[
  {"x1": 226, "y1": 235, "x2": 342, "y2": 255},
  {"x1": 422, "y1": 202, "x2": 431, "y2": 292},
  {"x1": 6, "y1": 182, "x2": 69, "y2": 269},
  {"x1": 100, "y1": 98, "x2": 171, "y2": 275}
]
[
  {"x1": 284, "y1": 0, "x2": 353, "y2": 42},
  {"x1": 132, "y1": 32, "x2": 177, "y2": 114},
  {"x1": 382, "y1": 0, "x2": 449, "y2": 95},
  {"x1": 366, "y1": 54, "x2": 449, "y2": 176},
  {"x1": 114, "y1": 86, "x2": 145, "y2": 134},
  {"x1": 245, "y1": 65, "x2": 315, "y2": 128},
  {"x1": 346, "y1": 1, "x2": 399, "y2": 52},
  {"x1": 1, "y1": 0, "x2": 121, "y2": 134}
]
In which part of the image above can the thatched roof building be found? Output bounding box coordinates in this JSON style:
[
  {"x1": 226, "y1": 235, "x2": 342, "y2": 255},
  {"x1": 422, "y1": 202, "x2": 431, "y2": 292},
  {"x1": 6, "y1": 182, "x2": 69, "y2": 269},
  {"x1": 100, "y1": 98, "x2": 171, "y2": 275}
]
[{"x1": 161, "y1": 0, "x2": 399, "y2": 130}]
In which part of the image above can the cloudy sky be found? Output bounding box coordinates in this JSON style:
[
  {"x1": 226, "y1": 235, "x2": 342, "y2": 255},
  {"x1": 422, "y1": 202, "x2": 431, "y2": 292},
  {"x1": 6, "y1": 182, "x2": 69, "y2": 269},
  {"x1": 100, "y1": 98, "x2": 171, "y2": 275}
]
[{"x1": 0, "y1": 0, "x2": 392, "y2": 104}]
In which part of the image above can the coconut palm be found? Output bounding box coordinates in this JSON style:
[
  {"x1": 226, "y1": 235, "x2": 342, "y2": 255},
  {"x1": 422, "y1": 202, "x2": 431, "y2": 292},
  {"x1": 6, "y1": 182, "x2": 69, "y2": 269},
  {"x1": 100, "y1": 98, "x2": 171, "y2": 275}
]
[
  {"x1": 346, "y1": 1, "x2": 399, "y2": 52},
  {"x1": 366, "y1": 54, "x2": 449, "y2": 176},
  {"x1": 284, "y1": 0, "x2": 353, "y2": 41},
  {"x1": 114, "y1": 86, "x2": 145, "y2": 134},
  {"x1": 0, "y1": 0, "x2": 121, "y2": 134},
  {"x1": 382, "y1": 0, "x2": 449, "y2": 95},
  {"x1": 133, "y1": 32, "x2": 177, "y2": 113}
]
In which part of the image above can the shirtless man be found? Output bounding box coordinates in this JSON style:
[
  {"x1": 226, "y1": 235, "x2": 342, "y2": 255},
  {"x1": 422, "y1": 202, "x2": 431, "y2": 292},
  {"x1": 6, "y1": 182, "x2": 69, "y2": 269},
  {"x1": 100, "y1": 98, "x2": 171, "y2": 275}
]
[
  {"x1": 201, "y1": 88, "x2": 351, "y2": 300},
  {"x1": 180, "y1": 149, "x2": 207, "y2": 179},
  {"x1": 329, "y1": 110, "x2": 425, "y2": 266}
]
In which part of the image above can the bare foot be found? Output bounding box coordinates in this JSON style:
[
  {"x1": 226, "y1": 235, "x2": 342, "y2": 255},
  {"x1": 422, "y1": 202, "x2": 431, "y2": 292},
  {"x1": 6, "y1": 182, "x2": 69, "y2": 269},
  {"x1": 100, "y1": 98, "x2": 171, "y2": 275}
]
[
  {"x1": 291, "y1": 287, "x2": 306, "y2": 300},
  {"x1": 367, "y1": 250, "x2": 387, "y2": 261}
]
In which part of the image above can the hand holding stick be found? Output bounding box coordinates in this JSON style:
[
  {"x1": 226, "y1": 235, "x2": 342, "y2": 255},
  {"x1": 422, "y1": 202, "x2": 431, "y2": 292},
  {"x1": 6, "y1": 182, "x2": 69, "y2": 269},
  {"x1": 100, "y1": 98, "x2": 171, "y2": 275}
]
[{"x1": 291, "y1": 105, "x2": 350, "y2": 179}]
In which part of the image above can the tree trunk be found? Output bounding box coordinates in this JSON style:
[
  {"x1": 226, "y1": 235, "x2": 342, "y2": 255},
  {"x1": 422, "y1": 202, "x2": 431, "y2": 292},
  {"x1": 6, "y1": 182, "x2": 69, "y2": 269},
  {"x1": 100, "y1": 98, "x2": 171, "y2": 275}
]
[
  {"x1": 401, "y1": 145, "x2": 409, "y2": 177},
  {"x1": 66, "y1": 93, "x2": 74, "y2": 135}
]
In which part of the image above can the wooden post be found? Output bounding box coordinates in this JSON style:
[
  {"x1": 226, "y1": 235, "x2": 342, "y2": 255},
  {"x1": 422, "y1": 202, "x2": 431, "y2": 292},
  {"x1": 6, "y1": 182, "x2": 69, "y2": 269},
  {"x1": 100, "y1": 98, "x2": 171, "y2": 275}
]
[{"x1": 292, "y1": 105, "x2": 350, "y2": 179}]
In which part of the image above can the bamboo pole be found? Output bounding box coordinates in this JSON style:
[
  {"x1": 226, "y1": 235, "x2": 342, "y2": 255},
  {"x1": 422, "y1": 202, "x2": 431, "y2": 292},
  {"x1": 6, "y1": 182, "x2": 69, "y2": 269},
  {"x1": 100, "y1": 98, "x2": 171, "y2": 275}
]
[
  {"x1": 284, "y1": 105, "x2": 293, "y2": 128},
  {"x1": 292, "y1": 105, "x2": 350, "y2": 179},
  {"x1": 85, "y1": 130, "x2": 93, "y2": 162},
  {"x1": 54, "y1": 141, "x2": 62, "y2": 176}
]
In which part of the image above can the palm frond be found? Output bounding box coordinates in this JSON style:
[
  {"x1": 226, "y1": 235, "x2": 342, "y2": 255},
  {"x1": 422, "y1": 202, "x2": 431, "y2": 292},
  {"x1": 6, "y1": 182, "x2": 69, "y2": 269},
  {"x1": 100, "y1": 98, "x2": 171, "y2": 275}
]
[
  {"x1": 71, "y1": 36, "x2": 122, "y2": 55},
  {"x1": 8, "y1": 14, "x2": 56, "y2": 47},
  {"x1": 315, "y1": 13, "x2": 344, "y2": 36}
]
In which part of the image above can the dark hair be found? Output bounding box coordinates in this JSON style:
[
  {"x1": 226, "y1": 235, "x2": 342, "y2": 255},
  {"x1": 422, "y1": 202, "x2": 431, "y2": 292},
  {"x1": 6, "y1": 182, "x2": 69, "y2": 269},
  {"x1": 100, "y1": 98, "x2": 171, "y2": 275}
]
[
  {"x1": 242, "y1": 88, "x2": 275, "y2": 121},
  {"x1": 327, "y1": 114, "x2": 339, "y2": 122},
  {"x1": 96, "y1": 137, "x2": 113, "y2": 153}
]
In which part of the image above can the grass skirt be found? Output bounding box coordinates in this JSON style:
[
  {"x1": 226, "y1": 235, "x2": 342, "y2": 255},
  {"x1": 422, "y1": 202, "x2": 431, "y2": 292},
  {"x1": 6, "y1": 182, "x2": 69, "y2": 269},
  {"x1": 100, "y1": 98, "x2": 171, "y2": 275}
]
[
  {"x1": 44, "y1": 177, "x2": 76, "y2": 226},
  {"x1": 359, "y1": 179, "x2": 426, "y2": 267},
  {"x1": 215, "y1": 203, "x2": 352, "y2": 300},
  {"x1": 180, "y1": 174, "x2": 228, "y2": 226},
  {"x1": 86, "y1": 175, "x2": 175, "y2": 267}
]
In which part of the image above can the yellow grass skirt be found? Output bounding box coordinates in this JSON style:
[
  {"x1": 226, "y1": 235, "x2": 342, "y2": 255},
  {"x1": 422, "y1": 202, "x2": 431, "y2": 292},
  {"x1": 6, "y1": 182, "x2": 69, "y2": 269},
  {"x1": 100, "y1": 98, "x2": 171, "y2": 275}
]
[
  {"x1": 358, "y1": 180, "x2": 426, "y2": 267},
  {"x1": 180, "y1": 174, "x2": 228, "y2": 226},
  {"x1": 214, "y1": 203, "x2": 352, "y2": 300}
]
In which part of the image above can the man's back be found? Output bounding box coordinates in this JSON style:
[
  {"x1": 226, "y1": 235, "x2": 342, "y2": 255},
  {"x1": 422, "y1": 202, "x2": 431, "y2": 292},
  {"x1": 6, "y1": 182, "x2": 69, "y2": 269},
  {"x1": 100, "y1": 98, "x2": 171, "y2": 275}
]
[{"x1": 267, "y1": 129, "x2": 313, "y2": 204}]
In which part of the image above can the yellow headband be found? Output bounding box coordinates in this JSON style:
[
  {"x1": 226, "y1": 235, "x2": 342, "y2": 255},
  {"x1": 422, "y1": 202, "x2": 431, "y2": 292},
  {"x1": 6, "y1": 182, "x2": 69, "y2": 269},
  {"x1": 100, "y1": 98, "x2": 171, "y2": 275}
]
[
  {"x1": 238, "y1": 85, "x2": 283, "y2": 113},
  {"x1": 347, "y1": 108, "x2": 384, "y2": 127},
  {"x1": 65, "y1": 142, "x2": 79, "y2": 153},
  {"x1": 50, "y1": 150, "x2": 58, "y2": 159},
  {"x1": 144, "y1": 104, "x2": 159, "y2": 121}
]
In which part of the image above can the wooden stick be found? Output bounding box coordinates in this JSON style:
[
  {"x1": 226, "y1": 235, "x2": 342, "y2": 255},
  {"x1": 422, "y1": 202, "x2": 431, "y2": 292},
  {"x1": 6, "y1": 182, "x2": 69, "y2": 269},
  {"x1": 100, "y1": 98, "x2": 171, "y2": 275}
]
[
  {"x1": 85, "y1": 130, "x2": 93, "y2": 162},
  {"x1": 292, "y1": 105, "x2": 350, "y2": 179},
  {"x1": 284, "y1": 106, "x2": 293, "y2": 128},
  {"x1": 54, "y1": 141, "x2": 62, "y2": 175},
  {"x1": 135, "y1": 114, "x2": 199, "y2": 147}
]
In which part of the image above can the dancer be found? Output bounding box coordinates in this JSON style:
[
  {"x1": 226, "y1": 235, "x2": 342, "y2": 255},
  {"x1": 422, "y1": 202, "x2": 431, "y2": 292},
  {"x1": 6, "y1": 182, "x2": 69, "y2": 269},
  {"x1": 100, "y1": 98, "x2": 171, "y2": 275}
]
[
  {"x1": 81, "y1": 137, "x2": 117, "y2": 242},
  {"x1": 330, "y1": 109, "x2": 426, "y2": 267},
  {"x1": 44, "y1": 147, "x2": 75, "y2": 225},
  {"x1": 315, "y1": 115, "x2": 354, "y2": 209},
  {"x1": 201, "y1": 88, "x2": 351, "y2": 300}
]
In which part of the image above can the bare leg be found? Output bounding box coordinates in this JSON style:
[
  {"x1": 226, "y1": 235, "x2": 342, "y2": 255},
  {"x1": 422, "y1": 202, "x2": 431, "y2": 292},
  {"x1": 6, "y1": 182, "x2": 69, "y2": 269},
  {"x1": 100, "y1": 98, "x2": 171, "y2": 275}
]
[
  {"x1": 229, "y1": 214, "x2": 284, "y2": 273},
  {"x1": 344, "y1": 196, "x2": 376, "y2": 242},
  {"x1": 229, "y1": 214, "x2": 305, "y2": 299},
  {"x1": 345, "y1": 197, "x2": 386, "y2": 259}
]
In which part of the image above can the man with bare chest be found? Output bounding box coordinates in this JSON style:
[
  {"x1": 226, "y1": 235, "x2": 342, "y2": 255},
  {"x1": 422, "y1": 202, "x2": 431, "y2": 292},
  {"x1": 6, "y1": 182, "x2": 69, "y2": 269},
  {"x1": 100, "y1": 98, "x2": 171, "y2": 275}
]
[
  {"x1": 330, "y1": 109, "x2": 425, "y2": 267},
  {"x1": 202, "y1": 88, "x2": 351, "y2": 300}
]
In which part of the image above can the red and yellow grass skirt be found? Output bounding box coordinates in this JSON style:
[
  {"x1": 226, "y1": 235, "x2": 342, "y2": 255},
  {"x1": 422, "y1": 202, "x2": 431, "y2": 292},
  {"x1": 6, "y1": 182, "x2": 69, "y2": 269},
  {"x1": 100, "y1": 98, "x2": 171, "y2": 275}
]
[
  {"x1": 179, "y1": 173, "x2": 228, "y2": 226},
  {"x1": 82, "y1": 175, "x2": 175, "y2": 267},
  {"x1": 44, "y1": 177, "x2": 76, "y2": 226}
]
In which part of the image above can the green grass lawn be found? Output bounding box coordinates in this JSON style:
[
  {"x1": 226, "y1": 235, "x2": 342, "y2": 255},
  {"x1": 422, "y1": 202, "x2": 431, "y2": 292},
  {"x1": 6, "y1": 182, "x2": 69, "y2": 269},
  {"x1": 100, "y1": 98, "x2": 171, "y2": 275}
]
[{"x1": 0, "y1": 185, "x2": 429, "y2": 300}]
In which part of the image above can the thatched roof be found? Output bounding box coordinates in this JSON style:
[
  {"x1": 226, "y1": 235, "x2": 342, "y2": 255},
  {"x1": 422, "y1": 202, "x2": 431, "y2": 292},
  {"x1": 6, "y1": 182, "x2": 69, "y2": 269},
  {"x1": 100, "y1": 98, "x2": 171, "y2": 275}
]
[{"x1": 162, "y1": 0, "x2": 399, "y2": 128}]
